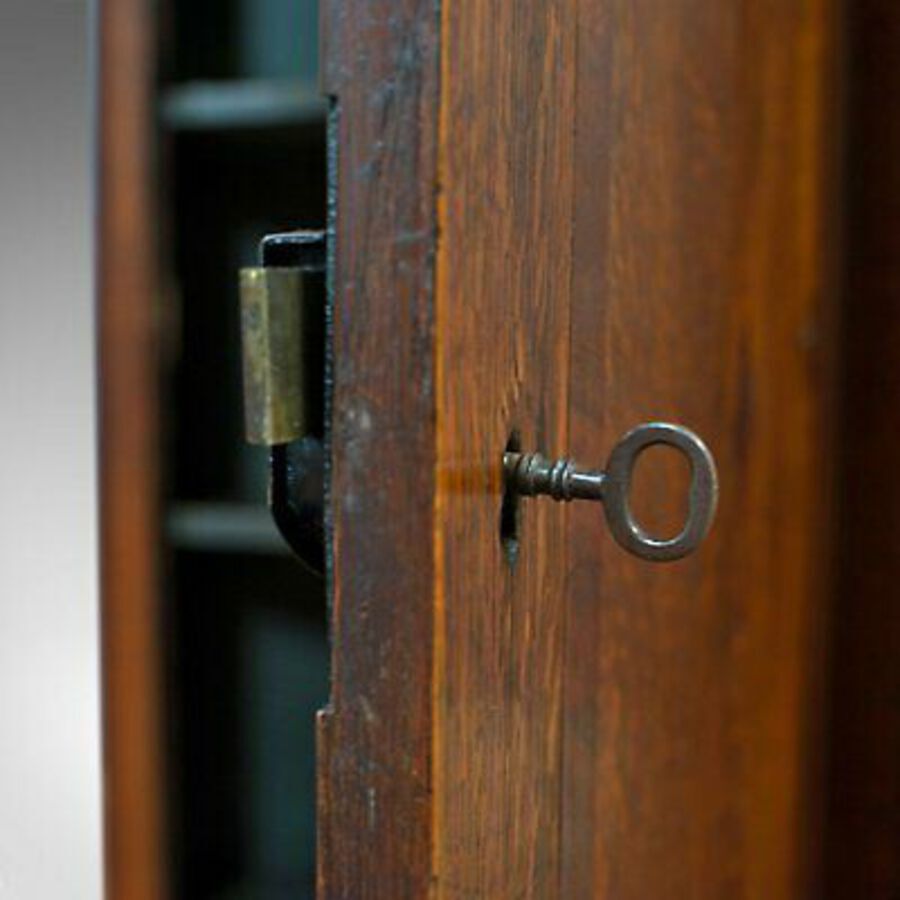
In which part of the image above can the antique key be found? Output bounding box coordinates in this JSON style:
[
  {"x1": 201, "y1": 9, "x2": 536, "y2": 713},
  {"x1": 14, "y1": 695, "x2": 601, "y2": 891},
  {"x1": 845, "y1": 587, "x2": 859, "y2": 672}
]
[{"x1": 503, "y1": 422, "x2": 718, "y2": 561}]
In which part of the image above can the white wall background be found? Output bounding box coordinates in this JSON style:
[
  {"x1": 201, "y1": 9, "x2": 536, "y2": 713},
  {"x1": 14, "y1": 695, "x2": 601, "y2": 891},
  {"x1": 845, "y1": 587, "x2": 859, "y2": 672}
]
[{"x1": 0, "y1": 2, "x2": 102, "y2": 897}]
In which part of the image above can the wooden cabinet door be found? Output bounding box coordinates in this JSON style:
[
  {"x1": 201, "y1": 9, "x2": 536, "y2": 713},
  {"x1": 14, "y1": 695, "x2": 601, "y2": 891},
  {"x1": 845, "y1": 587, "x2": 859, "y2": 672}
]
[
  {"x1": 318, "y1": 1, "x2": 839, "y2": 898},
  {"x1": 98, "y1": 1, "x2": 166, "y2": 896}
]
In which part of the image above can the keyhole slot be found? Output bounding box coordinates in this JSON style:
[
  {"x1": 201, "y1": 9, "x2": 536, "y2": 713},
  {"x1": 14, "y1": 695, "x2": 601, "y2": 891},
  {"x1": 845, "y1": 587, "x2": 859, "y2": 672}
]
[{"x1": 500, "y1": 430, "x2": 522, "y2": 565}]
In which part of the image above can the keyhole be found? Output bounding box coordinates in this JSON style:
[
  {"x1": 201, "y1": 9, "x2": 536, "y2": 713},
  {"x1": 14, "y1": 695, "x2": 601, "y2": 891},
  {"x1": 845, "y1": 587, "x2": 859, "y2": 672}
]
[{"x1": 500, "y1": 431, "x2": 522, "y2": 565}]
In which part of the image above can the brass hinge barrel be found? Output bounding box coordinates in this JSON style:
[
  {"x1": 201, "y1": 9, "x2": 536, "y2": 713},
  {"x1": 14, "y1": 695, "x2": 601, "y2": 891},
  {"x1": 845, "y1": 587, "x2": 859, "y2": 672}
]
[{"x1": 239, "y1": 266, "x2": 307, "y2": 445}]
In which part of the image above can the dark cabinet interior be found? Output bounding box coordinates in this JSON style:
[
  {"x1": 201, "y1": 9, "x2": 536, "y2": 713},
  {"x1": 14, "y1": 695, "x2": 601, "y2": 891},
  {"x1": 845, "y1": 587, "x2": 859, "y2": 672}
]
[{"x1": 156, "y1": 1, "x2": 327, "y2": 896}]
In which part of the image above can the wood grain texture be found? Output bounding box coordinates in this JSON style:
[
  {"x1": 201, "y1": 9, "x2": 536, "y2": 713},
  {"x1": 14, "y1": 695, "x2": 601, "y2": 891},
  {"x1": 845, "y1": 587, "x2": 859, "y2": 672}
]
[
  {"x1": 317, "y1": 2, "x2": 440, "y2": 897},
  {"x1": 98, "y1": 0, "x2": 166, "y2": 896},
  {"x1": 826, "y1": 2, "x2": 900, "y2": 895},
  {"x1": 321, "y1": 1, "x2": 841, "y2": 896},
  {"x1": 563, "y1": 2, "x2": 840, "y2": 897},
  {"x1": 434, "y1": 1, "x2": 575, "y2": 896}
]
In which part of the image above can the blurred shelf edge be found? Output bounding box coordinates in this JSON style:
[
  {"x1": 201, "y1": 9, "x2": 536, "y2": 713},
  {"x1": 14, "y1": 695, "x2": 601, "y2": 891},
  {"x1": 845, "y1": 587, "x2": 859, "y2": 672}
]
[
  {"x1": 168, "y1": 502, "x2": 289, "y2": 555},
  {"x1": 160, "y1": 80, "x2": 327, "y2": 132}
]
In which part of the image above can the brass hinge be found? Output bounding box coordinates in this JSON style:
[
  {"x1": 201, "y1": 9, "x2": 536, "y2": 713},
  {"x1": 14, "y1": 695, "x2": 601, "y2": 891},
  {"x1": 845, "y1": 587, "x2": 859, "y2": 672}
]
[
  {"x1": 239, "y1": 230, "x2": 326, "y2": 445},
  {"x1": 239, "y1": 266, "x2": 307, "y2": 445}
]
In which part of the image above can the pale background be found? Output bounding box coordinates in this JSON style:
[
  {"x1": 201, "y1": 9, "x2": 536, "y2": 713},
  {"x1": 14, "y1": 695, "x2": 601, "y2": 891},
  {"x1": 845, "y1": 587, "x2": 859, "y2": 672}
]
[{"x1": 0, "y1": 1, "x2": 102, "y2": 897}]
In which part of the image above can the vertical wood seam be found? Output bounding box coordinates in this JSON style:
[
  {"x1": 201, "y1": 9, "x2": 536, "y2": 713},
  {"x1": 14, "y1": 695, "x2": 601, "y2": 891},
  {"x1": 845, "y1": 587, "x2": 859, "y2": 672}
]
[
  {"x1": 432, "y1": 0, "x2": 447, "y2": 893},
  {"x1": 557, "y1": 0, "x2": 580, "y2": 894}
]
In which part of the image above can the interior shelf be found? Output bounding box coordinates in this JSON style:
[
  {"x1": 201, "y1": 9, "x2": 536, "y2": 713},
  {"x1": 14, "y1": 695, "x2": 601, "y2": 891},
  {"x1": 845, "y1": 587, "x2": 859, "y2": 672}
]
[
  {"x1": 167, "y1": 502, "x2": 290, "y2": 555},
  {"x1": 160, "y1": 79, "x2": 326, "y2": 131}
]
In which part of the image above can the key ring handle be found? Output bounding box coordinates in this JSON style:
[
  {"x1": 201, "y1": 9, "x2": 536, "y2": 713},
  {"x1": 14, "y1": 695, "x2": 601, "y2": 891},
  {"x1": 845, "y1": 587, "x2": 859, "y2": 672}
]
[{"x1": 602, "y1": 422, "x2": 718, "y2": 562}]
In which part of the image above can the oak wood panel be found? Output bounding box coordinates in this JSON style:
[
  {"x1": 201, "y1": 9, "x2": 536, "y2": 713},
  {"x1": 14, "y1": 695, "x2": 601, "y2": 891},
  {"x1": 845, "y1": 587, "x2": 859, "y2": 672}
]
[
  {"x1": 317, "y1": 2, "x2": 440, "y2": 897},
  {"x1": 563, "y1": 3, "x2": 840, "y2": 898},
  {"x1": 826, "y1": 2, "x2": 900, "y2": 894},
  {"x1": 434, "y1": 2, "x2": 575, "y2": 897},
  {"x1": 98, "y1": 0, "x2": 166, "y2": 896}
]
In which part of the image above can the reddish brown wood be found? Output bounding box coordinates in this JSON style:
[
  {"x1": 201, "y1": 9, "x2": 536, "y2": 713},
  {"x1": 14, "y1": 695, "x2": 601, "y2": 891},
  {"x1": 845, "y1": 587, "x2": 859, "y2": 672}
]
[
  {"x1": 826, "y1": 2, "x2": 900, "y2": 895},
  {"x1": 563, "y1": 3, "x2": 841, "y2": 897},
  {"x1": 320, "y1": 1, "x2": 841, "y2": 897},
  {"x1": 317, "y1": 2, "x2": 440, "y2": 897},
  {"x1": 98, "y1": 0, "x2": 166, "y2": 896},
  {"x1": 433, "y1": 1, "x2": 575, "y2": 895}
]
